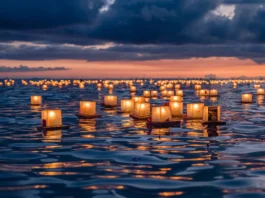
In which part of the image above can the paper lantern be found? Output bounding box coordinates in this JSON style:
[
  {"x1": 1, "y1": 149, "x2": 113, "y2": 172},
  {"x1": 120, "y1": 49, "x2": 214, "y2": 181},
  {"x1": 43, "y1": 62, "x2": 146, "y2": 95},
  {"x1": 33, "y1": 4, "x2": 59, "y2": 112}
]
[
  {"x1": 97, "y1": 83, "x2": 102, "y2": 88},
  {"x1": 210, "y1": 89, "x2": 218, "y2": 96},
  {"x1": 79, "y1": 83, "x2": 85, "y2": 89},
  {"x1": 104, "y1": 95, "x2": 117, "y2": 106},
  {"x1": 120, "y1": 99, "x2": 134, "y2": 113},
  {"x1": 176, "y1": 90, "x2": 183, "y2": 97},
  {"x1": 254, "y1": 84, "x2": 261, "y2": 89},
  {"x1": 41, "y1": 110, "x2": 62, "y2": 127},
  {"x1": 42, "y1": 84, "x2": 48, "y2": 90},
  {"x1": 257, "y1": 88, "x2": 265, "y2": 95},
  {"x1": 161, "y1": 90, "x2": 168, "y2": 97},
  {"x1": 151, "y1": 90, "x2": 158, "y2": 97},
  {"x1": 257, "y1": 95, "x2": 264, "y2": 104},
  {"x1": 132, "y1": 96, "x2": 145, "y2": 103},
  {"x1": 167, "y1": 90, "x2": 174, "y2": 97},
  {"x1": 152, "y1": 106, "x2": 172, "y2": 122},
  {"x1": 143, "y1": 90, "x2": 151, "y2": 98},
  {"x1": 130, "y1": 86, "x2": 137, "y2": 92},
  {"x1": 169, "y1": 102, "x2": 183, "y2": 117},
  {"x1": 132, "y1": 102, "x2": 150, "y2": 118},
  {"x1": 109, "y1": 84, "x2": 114, "y2": 90},
  {"x1": 194, "y1": 85, "x2": 202, "y2": 90},
  {"x1": 170, "y1": 96, "x2": 182, "y2": 102},
  {"x1": 31, "y1": 96, "x2": 42, "y2": 105},
  {"x1": 175, "y1": 84, "x2": 181, "y2": 90},
  {"x1": 242, "y1": 93, "x2": 252, "y2": 103},
  {"x1": 80, "y1": 101, "x2": 96, "y2": 115},
  {"x1": 160, "y1": 86, "x2": 166, "y2": 91},
  {"x1": 186, "y1": 103, "x2": 204, "y2": 119},
  {"x1": 199, "y1": 90, "x2": 209, "y2": 96},
  {"x1": 203, "y1": 106, "x2": 221, "y2": 122}
]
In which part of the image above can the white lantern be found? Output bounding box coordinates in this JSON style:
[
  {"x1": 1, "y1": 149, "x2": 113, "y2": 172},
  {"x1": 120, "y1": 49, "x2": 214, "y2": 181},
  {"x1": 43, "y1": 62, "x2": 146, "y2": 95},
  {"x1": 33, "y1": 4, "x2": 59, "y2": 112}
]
[
  {"x1": 170, "y1": 96, "x2": 182, "y2": 102},
  {"x1": 80, "y1": 101, "x2": 96, "y2": 115},
  {"x1": 143, "y1": 90, "x2": 151, "y2": 98},
  {"x1": 104, "y1": 95, "x2": 117, "y2": 106},
  {"x1": 120, "y1": 99, "x2": 134, "y2": 113},
  {"x1": 31, "y1": 96, "x2": 42, "y2": 105},
  {"x1": 169, "y1": 102, "x2": 183, "y2": 117},
  {"x1": 242, "y1": 94, "x2": 252, "y2": 103},
  {"x1": 257, "y1": 88, "x2": 265, "y2": 95},
  {"x1": 186, "y1": 103, "x2": 204, "y2": 119},
  {"x1": 152, "y1": 106, "x2": 172, "y2": 122},
  {"x1": 203, "y1": 106, "x2": 221, "y2": 122},
  {"x1": 132, "y1": 103, "x2": 150, "y2": 118},
  {"x1": 41, "y1": 110, "x2": 62, "y2": 127},
  {"x1": 210, "y1": 89, "x2": 218, "y2": 96}
]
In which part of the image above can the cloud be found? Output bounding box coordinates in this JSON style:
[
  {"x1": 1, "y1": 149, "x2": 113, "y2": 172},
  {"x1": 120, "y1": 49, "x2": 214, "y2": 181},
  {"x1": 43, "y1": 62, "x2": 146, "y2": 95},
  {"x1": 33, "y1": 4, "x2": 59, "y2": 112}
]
[{"x1": 0, "y1": 65, "x2": 69, "y2": 72}]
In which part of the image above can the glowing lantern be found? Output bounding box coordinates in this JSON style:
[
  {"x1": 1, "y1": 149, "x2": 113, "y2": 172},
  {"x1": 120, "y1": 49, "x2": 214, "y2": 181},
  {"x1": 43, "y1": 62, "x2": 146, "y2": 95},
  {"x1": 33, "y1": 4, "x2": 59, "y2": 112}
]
[
  {"x1": 170, "y1": 96, "x2": 182, "y2": 102},
  {"x1": 104, "y1": 95, "x2": 117, "y2": 106},
  {"x1": 120, "y1": 99, "x2": 134, "y2": 113},
  {"x1": 199, "y1": 90, "x2": 210, "y2": 96},
  {"x1": 254, "y1": 84, "x2": 261, "y2": 89},
  {"x1": 210, "y1": 89, "x2": 218, "y2": 96},
  {"x1": 132, "y1": 96, "x2": 145, "y2": 103},
  {"x1": 130, "y1": 86, "x2": 137, "y2": 92},
  {"x1": 79, "y1": 83, "x2": 85, "y2": 89},
  {"x1": 151, "y1": 90, "x2": 158, "y2": 97},
  {"x1": 257, "y1": 88, "x2": 265, "y2": 95},
  {"x1": 176, "y1": 90, "x2": 183, "y2": 97},
  {"x1": 152, "y1": 106, "x2": 172, "y2": 122},
  {"x1": 131, "y1": 102, "x2": 150, "y2": 119},
  {"x1": 186, "y1": 103, "x2": 204, "y2": 119},
  {"x1": 143, "y1": 90, "x2": 151, "y2": 98},
  {"x1": 175, "y1": 84, "x2": 181, "y2": 90},
  {"x1": 203, "y1": 106, "x2": 221, "y2": 122},
  {"x1": 242, "y1": 93, "x2": 252, "y2": 103},
  {"x1": 42, "y1": 84, "x2": 48, "y2": 90},
  {"x1": 41, "y1": 110, "x2": 62, "y2": 127},
  {"x1": 31, "y1": 96, "x2": 42, "y2": 105},
  {"x1": 97, "y1": 83, "x2": 102, "y2": 88},
  {"x1": 160, "y1": 86, "x2": 166, "y2": 91},
  {"x1": 167, "y1": 90, "x2": 174, "y2": 97},
  {"x1": 80, "y1": 101, "x2": 96, "y2": 115},
  {"x1": 161, "y1": 90, "x2": 168, "y2": 97},
  {"x1": 169, "y1": 102, "x2": 183, "y2": 117},
  {"x1": 194, "y1": 85, "x2": 202, "y2": 90},
  {"x1": 109, "y1": 84, "x2": 114, "y2": 90}
]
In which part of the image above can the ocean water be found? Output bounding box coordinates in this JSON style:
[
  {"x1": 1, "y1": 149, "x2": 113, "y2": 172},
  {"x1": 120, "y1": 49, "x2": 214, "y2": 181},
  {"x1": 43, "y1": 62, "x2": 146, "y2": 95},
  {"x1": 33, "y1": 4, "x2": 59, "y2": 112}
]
[{"x1": 0, "y1": 81, "x2": 265, "y2": 198}]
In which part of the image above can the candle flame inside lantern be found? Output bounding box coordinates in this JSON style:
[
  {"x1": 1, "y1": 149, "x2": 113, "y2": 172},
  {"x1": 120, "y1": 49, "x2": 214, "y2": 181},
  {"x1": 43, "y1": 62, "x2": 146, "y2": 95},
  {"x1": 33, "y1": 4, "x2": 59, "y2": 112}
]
[{"x1": 49, "y1": 111, "x2": 55, "y2": 118}]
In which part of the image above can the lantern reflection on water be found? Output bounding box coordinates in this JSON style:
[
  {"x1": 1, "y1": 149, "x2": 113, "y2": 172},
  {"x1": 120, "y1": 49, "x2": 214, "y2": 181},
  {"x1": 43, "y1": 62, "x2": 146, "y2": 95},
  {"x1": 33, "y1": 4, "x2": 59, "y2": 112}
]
[
  {"x1": 169, "y1": 102, "x2": 183, "y2": 117},
  {"x1": 152, "y1": 106, "x2": 172, "y2": 122},
  {"x1": 186, "y1": 103, "x2": 204, "y2": 120},
  {"x1": 257, "y1": 88, "x2": 265, "y2": 95},
  {"x1": 242, "y1": 93, "x2": 253, "y2": 103},
  {"x1": 41, "y1": 110, "x2": 62, "y2": 127},
  {"x1": 130, "y1": 86, "x2": 136, "y2": 92},
  {"x1": 30, "y1": 96, "x2": 42, "y2": 105},
  {"x1": 120, "y1": 99, "x2": 134, "y2": 113},
  {"x1": 131, "y1": 102, "x2": 150, "y2": 119}
]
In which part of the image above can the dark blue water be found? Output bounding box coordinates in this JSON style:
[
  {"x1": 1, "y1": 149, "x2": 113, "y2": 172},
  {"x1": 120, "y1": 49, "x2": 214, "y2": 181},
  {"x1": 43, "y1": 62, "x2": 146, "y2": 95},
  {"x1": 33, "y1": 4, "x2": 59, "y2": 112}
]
[{"x1": 1, "y1": 81, "x2": 265, "y2": 198}]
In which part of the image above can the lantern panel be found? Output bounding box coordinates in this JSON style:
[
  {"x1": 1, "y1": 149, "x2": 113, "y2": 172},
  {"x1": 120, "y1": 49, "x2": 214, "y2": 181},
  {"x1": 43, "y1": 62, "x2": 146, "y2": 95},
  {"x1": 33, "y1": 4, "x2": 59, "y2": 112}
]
[
  {"x1": 169, "y1": 102, "x2": 183, "y2": 117},
  {"x1": 41, "y1": 109, "x2": 62, "y2": 127},
  {"x1": 80, "y1": 101, "x2": 96, "y2": 115}
]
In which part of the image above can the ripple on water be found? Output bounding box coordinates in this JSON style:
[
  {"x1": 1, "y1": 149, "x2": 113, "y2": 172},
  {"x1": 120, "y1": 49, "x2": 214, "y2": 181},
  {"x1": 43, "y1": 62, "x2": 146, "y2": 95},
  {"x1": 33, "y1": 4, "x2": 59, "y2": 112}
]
[{"x1": 0, "y1": 152, "x2": 47, "y2": 161}]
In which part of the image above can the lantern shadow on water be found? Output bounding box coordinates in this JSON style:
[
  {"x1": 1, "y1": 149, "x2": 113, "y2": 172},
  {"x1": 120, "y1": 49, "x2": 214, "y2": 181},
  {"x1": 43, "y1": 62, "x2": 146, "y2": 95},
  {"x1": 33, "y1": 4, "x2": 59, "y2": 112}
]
[
  {"x1": 257, "y1": 95, "x2": 264, "y2": 105},
  {"x1": 132, "y1": 96, "x2": 145, "y2": 103}
]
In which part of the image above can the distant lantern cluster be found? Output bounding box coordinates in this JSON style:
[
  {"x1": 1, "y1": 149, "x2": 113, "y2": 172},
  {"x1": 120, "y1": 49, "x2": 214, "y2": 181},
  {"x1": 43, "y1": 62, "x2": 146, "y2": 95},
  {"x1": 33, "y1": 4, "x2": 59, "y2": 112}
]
[{"x1": 1, "y1": 78, "x2": 265, "y2": 130}]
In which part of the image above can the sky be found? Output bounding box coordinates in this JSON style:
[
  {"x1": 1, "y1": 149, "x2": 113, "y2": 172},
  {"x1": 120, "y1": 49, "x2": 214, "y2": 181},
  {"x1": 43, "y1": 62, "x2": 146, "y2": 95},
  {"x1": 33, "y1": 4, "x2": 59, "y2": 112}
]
[{"x1": 1, "y1": 0, "x2": 265, "y2": 78}]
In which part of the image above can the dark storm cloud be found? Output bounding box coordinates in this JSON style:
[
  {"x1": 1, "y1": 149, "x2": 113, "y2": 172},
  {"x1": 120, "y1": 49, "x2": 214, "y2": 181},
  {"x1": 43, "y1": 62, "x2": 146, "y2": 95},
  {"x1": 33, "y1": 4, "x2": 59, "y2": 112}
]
[
  {"x1": 0, "y1": 65, "x2": 69, "y2": 72},
  {"x1": 1, "y1": 0, "x2": 265, "y2": 62}
]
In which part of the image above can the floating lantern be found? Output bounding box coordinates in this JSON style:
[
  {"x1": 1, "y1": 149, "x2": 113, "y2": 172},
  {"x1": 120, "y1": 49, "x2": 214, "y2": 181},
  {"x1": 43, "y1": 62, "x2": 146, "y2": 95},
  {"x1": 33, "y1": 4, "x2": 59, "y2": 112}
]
[
  {"x1": 241, "y1": 93, "x2": 253, "y2": 103},
  {"x1": 194, "y1": 85, "x2": 202, "y2": 90},
  {"x1": 186, "y1": 103, "x2": 204, "y2": 120},
  {"x1": 79, "y1": 83, "x2": 85, "y2": 89},
  {"x1": 30, "y1": 96, "x2": 42, "y2": 106},
  {"x1": 254, "y1": 84, "x2": 261, "y2": 89},
  {"x1": 103, "y1": 95, "x2": 117, "y2": 107},
  {"x1": 257, "y1": 95, "x2": 264, "y2": 104},
  {"x1": 39, "y1": 109, "x2": 69, "y2": 130},
  {"x1": 160, "y1": 86, "x2": 166, "y2": 91},
  {"x1": 143, "y1": 90, "x2": 151, "y2": 98},
  {"x1": 257, "y1": 88, "x2": 265, "y2": 95},
  {"x1": 77, "y1": 101, "x2": 101, "y2": 119},
  {"x1": 109, "y1": 84, "x2": 114, "y2": 90},
  {"x1": 130, "y1": 86, "x2": 137, "y2": 92},
  {"x1": 169, "y1": 102, "x2": 183, "y2": 117},
  {"x1": 120, "y1": 99, "x2": 134, "y2": 113},
  {"x1": 42, "y1": 84, "x2": 48, "y2": 90},
  {"x1": 210, "y1": 89, "x2": 218, "y2": 96},
  {"x1": 202, "y1": 106, "x2": 226, "y2": 125},
  {"x1": 167, "y1": 90, "x2": 174, "y2": 97},
  {"x1": 130, "y1": 102, "x2": 150, "y2": 119},
  {"x1": 170, "y1": 96, "x2": 182, "y2": 102},
  {"x1": 151, "y1": 90, "x2": 158, "y2": 97},
  {"x1": 97, "y1": 83, "x2": 102, "y2": 88},
  {"x1": 161, "y1": 90, "x2": 168, "y2": 97},
  {"x1": 175, "y1": 84, "x2": 181, "y2": 90},
  {"x1": 176, "y1": 90, "x2": 183, "y2": 97},
  {"x1": 199, "y1": 90, "x2": 209, "y2": 96},
  {"x1": 132, "y1": 96, "x2": 145, "y2": 103}
]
